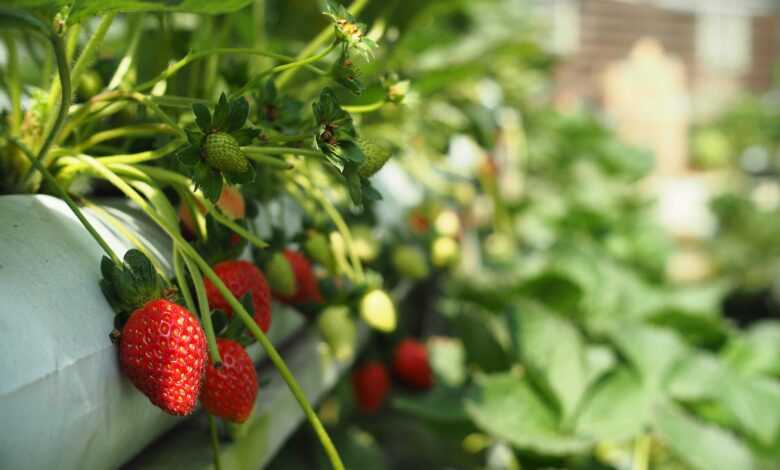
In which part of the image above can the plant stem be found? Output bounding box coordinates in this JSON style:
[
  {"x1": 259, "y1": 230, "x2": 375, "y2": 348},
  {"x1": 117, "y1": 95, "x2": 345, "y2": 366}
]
[
  {"x1": 73, "y1": 156, "x2": 343, "y2": 470},
  {"x1": 96, "y1": 139, "x2": 183, "y2": 165},
  {"x1": 294, "y1": 175, "x2": 364, "y2": 282},
  {"x1": 243, "y1": 153, "x2": 294, "y2": 169},
  {"x1": 4, "y1": 33, "x2": 22, "y2": 135},
  {"x1": 275, "y1": 0, "x2": 370, "y2": 88},
  {"x1": 173, "y1": 248, "x2": 196, "y2": 313},
  {"x1": 242, "y1": 146, "x2": 325, "y2": 159},
  {"x1": 81, "y1": 196, "x2": 165, "y2": 274},
  {"x1": 181, "y1": 253, "x2": 222, "y2": 365},
  {"x1": 75, "y1": 124, "x2": 176, "y2": 152},
  {"x1": 10, "y1": 138, "x2": 120, "y2": 265},
  {"x1": 631, "y1": 434, "x2": 651, "y2": 470},
  {"x1": 19, "y1": 20, "x2": 71, "y2": 189},
  {"x1": 208, "y1": 414, "x2": 223, "y2": 470},
  {"x1": 70, "y1": 14, "x2": 116, "y2": 100},
  {"x1": 128, "y1": 178, "x2": 223, "y2": 366},
  {"x1": 342, "y1": 100, "x2": 385, "y2": 114},
  {"x1": 107, "y1": 14, "x2": 143, "y2": 90},
  {"x1": 272, "y1": 41, "x2": 337, "y2": 73},
  {"x1": 135, "y1": 48, "x2": 326, "y2": 92}
]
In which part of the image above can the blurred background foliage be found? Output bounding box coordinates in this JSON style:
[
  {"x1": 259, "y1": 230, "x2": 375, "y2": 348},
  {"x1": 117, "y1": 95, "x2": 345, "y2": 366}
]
[{"x1": 260, "y1": 0, "x2": 780, "y2": 469}]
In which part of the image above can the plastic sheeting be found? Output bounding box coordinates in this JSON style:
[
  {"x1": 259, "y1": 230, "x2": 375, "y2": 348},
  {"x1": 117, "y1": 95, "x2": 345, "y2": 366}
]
[{"x1": 0, "y1": 195, "x2": 303, "y2": 470}]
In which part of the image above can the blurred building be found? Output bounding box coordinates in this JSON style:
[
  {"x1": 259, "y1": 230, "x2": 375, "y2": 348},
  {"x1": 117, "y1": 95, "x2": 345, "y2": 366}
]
[{"x1": 534, "y1": 0, "x2": 780, "y2": 175}]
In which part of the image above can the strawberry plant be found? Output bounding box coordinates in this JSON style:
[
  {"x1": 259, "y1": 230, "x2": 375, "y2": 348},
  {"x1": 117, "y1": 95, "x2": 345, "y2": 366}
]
[{"x1": 2, "y1": 0, "x2": 780, "y2": 469}]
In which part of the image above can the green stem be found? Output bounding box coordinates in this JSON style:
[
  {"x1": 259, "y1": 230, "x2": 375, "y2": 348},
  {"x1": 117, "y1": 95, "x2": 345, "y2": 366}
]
[
  {"x1": 243, "y1": 153, "x2": 294, "y2": 169},
  {"x1": 81, "y1": 196, "x2": 165, "y2": 274},
  {"x1": 208, "y1": 414, "x2": 223, "y2": 470},
  {"x1": 181, "y1": 253, "x2": 222, "y2": 365},
  {"x1": 242, "y1": 146, "x2": 325, "y2": 159},
  {"x1": 631, "y1": 434, "x2": 651, "y2": 470},
  {"x1": 272, "y1": 41, "x2": 337, "y2": 73},
  {"x1": 128, "y1": 178, "x2": 223, "y2": 366},
  {"x1": 173, "y1": 248, "x2": 196, "y2": 314},
  {"x1": 74, "y1": 124, "x2": 176, "y2": 152},
  {"x1": 96, "y1": 139, "x2": 183, "y2": 165},
  {"x1": 73, "y1": 156, "x2": 343, "y2": 470},
  {"x1": 4, "y1": 33, "x2": 22, "y2": 135},
  {"x1": 135, "y1": 48, "x2": 326, "y2": 92},
  {"x1": 70, "y1": 14, "x2": 116, "y2": 100},
  {"x1": 275, "y1": 0, "x2": 369, "y2": 88},
  {"x1": 342, "y1": 100, "x2": 385, "y2": 114},
  {"x1": 10, "y1": 138, "x2": 120, "y2": 265},
  {"x1": 107, "y1": 14, "x2": 143, "y2": 90},
  {"x1": 294, "y1": 175, "x2": 364, "y2": 281},
  {"x1": 18, "y1": 18, "x2": 71, "y2": 189}
]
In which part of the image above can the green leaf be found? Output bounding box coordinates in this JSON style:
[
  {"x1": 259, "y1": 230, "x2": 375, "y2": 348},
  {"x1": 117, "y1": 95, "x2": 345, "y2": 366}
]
[
  {"x1": 339, "y1": 139, "x2": 365, "y2": 163},
  {"x1": 646, "y1": 308, "x2": 728, "y2": 349},
  {"x1": 193, "y1": 163, "x2": 223, "y2": 202},
  {"x1": 667, "y1": 352, "x2": 727, "y2": 401},
  {"x1": 607, "y1": 322, "x2": 688, "y2": 388},
  {"x1": 722, "y1": 321, "x2": 780, "y2": 377},
  {"x1": 655, "y1": 402, "x2": 756, "y2": 470},
  {"x1": 576, "y1": 367, "x2": 652, "y2": 441},
  {"x1": 515, "y1": 271, "x2": 583, "y2": 315},
  {"x1": 465, "y1": 372, "x2": 590, "y2": 455},
  {"x1": 509, "y1": 301, "x2": 588, "y2": 422},
  {"x1": 393, "y1": 385, "x2": 469, "y2": 422},
  {"x1": 232, "y1": 127, "x2": 258, "y2": 146},
  {"x1": 721, "y1": 377, "x2": 780, "y2": 446},
  {"x1": 212, "y1": 93, "x2": 230, "y2": 130},
  {"x1": 177, "y1": 144, "x2": 201, "y2": 166},
  {"x1": 227, "y1": 96, "x2": 249, "y2": 132},
  {"x1": 454, "y1": 308, "x2": 511, "y2": 373},
  {"x1": 192, "y1": 103, "x2": 212, "y2": 132},
  {"x1": 342, "y1": 163, "x2": 363, "y2": 206},
  {"x1": 65, "y1": 0, "x2": 255, "y2": 23}
]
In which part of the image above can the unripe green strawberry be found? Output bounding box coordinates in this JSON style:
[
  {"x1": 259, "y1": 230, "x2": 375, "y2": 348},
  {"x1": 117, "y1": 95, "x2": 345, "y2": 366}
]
[
  {"x1": 204, "y1": 132, "x2": 249, "y2": 173},
  {"x1": 318, "y1": 305, "x2": 357, "y2": 361},
  {"x1": 356, "y1": 138, "x2": 391, "y2": 178},
  {"x1": 431, "y1": 236, "x2": 459, "y2": 268},
  {"x1": 392, "y1": 245, "x2": 429, "y2": 280},
  {"x1": 266, "y1": 251, "x2": 297, "y2": 297},
  {"x1": 304, "y1": 230, "x2": 336, "y2": 273},
  {"x1": 359, "y1": 288, "x2": 396, "y2": 332}
]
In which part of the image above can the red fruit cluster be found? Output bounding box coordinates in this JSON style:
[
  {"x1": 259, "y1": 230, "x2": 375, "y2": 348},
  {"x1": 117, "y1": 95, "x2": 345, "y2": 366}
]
[
  {"x1": 204, "y1": 260, "x2": 272, "y2": 332},
  {"x1": 275, "y1": 249, "x2": 322, "y2": 305},
  {"x1": 352, "y1": 361, "x2": 390, "y2": 414},
  {"x1": 392, "y1": 338, "x2": 433, "y2": 390},
  {"x1": 201, "y1": 339, "x2": 259, "y2": 423},
  {"x1": 352, "y1": 338, "x2": 434, "y2": 414},
  {"x1": 119, "y1": 299, "x2": 207, "y2": 416}
]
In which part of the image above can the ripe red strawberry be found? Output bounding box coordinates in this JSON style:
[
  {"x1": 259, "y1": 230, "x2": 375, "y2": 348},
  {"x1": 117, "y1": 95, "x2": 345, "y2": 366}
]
[
  {"x1": 352, "y1": 361, "x2": 390, "y2": 414},
  {"x1": 392, "y1": 338, "x2": 433, "y2": 390},
  {"x1": 274, "y1": 250, "x2": 322, "y2": 305},
  {"x1": 204, "y1": 260, "x2": 272, "y2": 332},
  {"x1": 119, "y1": 299, "x2": 207, "y2": 415},
  {"x1": 201, "y1": 338, "x2": 259, "y2": 423}
]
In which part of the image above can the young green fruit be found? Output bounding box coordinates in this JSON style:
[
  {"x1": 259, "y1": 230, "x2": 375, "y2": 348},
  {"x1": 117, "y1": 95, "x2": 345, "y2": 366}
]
[
  {"x1": 392, "y1": 245, "x2": 429, "y2": 280},
  {"x1": 356, "y1": 138, "x2": 391, "y2": 178},
  {"x1": 431, "y1": 236, "x2": 459, "y2": 268},
  {"x1": 204, "y1": 132, "x2": 249, "y2": 174},
  {"x1": 318, "y1": 305, "x2": 357, "y2": 361},
  {"x1": 304, "y1": 230, "x2": 336, "y2": 273},
  {"x1": 359, "y1": 289, "x2": 396, "y2": 332},
  {"x1": 266, "y1": 251, "x2": 297, "y2": 297}
]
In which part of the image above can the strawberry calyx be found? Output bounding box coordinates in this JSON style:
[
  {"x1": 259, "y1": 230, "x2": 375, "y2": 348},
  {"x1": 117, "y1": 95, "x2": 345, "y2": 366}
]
[
  {"x1": 99, "y1": 249, "x2": 171, "y2": 328},
  {"x1": 176, "y1": 93, "x2": 258, "y2": 202}
]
